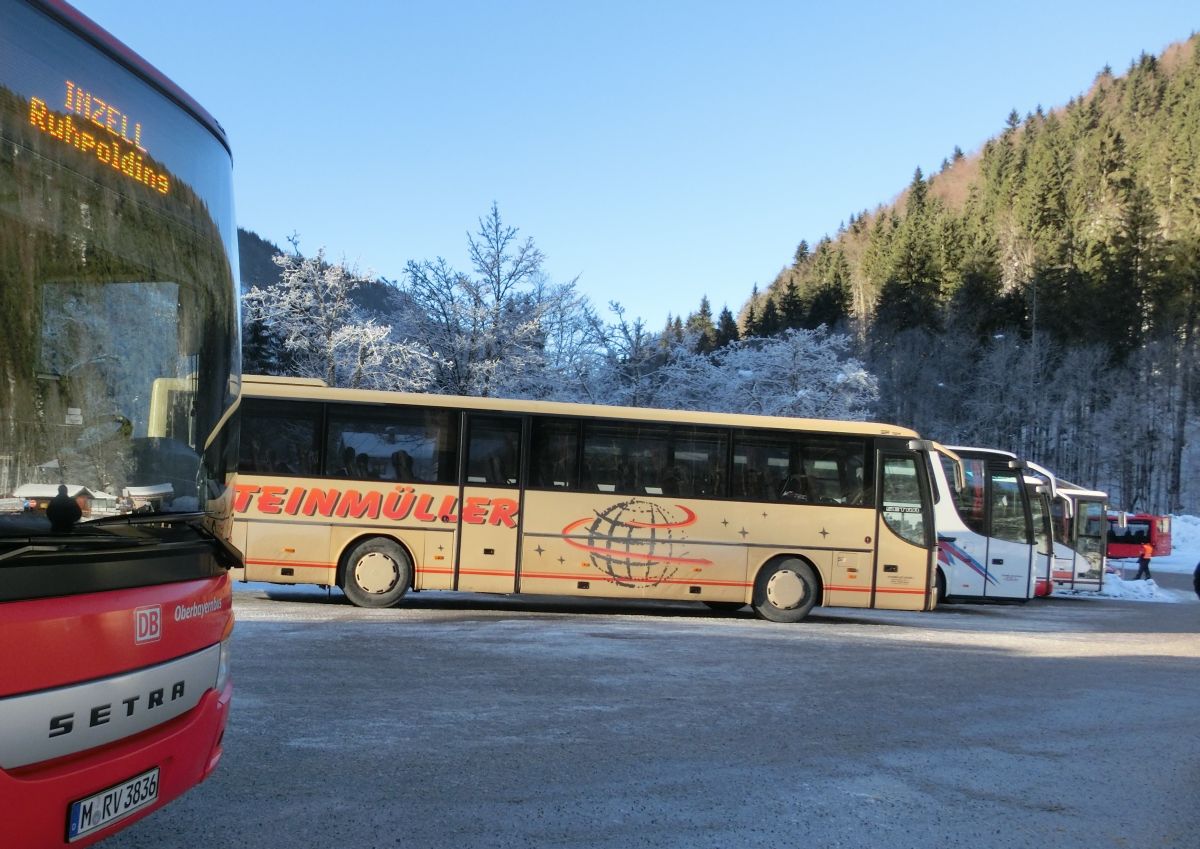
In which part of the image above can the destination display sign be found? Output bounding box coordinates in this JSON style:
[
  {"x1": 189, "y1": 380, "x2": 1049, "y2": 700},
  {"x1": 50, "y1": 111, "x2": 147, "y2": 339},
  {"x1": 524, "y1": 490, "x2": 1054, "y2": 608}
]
[{"x1": 27, "y1": 79, "x2": 170, "y2": 194}]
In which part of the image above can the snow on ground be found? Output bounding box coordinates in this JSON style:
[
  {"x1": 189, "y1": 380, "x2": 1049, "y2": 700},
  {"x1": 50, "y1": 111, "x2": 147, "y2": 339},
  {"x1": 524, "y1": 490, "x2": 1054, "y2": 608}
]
[
  {"x1": 1061, "y1": 513, "x2": 1200, "y2": 603},
  {"x1": 1155, "y1": 513, "x2": 1200, "y2": 574}
]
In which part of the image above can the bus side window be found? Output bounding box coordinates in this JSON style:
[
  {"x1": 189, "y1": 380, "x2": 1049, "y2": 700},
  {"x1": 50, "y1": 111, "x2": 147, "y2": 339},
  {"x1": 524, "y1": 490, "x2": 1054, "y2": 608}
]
[
  {"x1": 239, "y1": 399, "x2": 320, "y2": 476},
  {"x1": 581, "y1": 422, "x2": 669, "y2": 496},
  {"x1": 798, "y1": 437, "x2": 867, "y2": 505},
  {"x1": 989, "y1": 469, "x2": 1030, "y2": 544},
  {"x1": 530, "y1": 418, "x2": 579, "y2": 489},
  {"x1": 466, "y1": 416, "x2": 522, "y2": 487},
  {"x1": 955, "y1": 458, "x2": 987, "y2": 535},
  {"x1": 880, "y1": 454, "x2": 929, "y2": 546},
  {"x1": 665, "y1": 426, "x2": 727, "y2": 498},
  {"x1": 324, "y1": 404, "x2": 457, "y2": 483},
  {"x1": 731, "y1": 431, "x2": 790, "y2": 502}
]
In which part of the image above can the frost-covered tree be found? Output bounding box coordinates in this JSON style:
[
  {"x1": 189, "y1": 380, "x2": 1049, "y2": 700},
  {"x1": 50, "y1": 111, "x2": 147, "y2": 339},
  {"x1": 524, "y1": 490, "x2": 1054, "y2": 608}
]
[
  {"x1": 654, "y1": 328, "x2": 877, "y2": 419},
  {"x1": 576, "y1": 302, "x2": 668, "y2": 408},
  {"x1": 493, "y1": 280, "x2": 604, "y2": 401},
  {"x1": 403, "y1": 204, "x2": 588, "y2": 397},
  {"x1": 241, "y1": 248, "x2": 435, "y2": 390}
]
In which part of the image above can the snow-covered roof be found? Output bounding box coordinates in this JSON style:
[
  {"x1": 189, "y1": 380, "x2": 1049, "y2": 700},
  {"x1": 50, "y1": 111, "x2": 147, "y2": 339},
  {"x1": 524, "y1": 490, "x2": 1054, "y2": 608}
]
[
  {"x1": 12, "y1": 484, "x2": 95, "y2": 499},
  {"x1": 123, "y1": 484, "x2": 174, "y2": 498}
]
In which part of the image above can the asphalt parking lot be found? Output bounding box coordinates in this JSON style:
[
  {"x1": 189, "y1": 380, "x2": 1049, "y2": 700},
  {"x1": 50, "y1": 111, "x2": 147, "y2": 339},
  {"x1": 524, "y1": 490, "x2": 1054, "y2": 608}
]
[{"x1": 105, "y1": 578, "x2": 1200, "y2": 849}]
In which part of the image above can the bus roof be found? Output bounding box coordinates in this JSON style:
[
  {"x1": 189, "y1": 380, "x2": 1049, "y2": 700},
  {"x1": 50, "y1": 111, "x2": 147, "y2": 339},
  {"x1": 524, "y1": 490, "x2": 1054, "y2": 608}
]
[
  {"x1": 1024, "y1": 461, "x2": 1107, "y2": 500},
  {"x1": 1058, "y1": 484, "x2": 1107, "y2": 499},
  {"x1": 241, "y1": 375, "x2": 921, "y2": 439},
  {"x1": 945, "y1": 445, "x2": 1019, "y2": 461},
  {"x1": 929, "y1": 442, "x2": 961, "y2": 461}
]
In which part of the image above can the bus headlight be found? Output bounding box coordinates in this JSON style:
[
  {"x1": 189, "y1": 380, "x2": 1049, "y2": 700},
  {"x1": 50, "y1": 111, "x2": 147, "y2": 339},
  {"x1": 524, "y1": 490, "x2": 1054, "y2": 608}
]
[{"x1": 214, "y1": 636, "x2": 232, "y2": 692}]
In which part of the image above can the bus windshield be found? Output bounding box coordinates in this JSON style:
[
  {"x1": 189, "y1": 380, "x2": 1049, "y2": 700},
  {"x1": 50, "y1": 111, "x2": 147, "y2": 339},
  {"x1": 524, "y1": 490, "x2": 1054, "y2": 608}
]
[{"x1": 0, "y1": 0, "x2": 240, "y2": 537}]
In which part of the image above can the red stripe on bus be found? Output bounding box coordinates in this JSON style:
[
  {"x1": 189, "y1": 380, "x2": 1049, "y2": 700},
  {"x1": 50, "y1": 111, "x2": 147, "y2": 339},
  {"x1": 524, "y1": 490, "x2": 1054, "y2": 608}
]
[
  {"x1": 246, "y1": 558, "x2": 335, "y2": 571},
  {"x1": 520, "y1": 571, "x2": 752, "y2": 588},
  {"x1": 825, "y1": 585, "x2": 928, "y2": 595}
]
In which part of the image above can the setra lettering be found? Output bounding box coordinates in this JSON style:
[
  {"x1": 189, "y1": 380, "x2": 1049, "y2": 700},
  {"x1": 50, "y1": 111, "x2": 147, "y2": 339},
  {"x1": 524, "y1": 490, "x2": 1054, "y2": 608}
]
[{"x1": 47, "y1": 680, "x2": 187, "y2": 738}]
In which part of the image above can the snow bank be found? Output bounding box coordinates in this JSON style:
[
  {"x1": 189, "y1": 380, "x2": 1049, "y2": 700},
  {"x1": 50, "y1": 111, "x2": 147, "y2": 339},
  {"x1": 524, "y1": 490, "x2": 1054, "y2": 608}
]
[
  {"x1": 1058, "y1": 573, "x2": 1188, "y2": 603},
  {"x1": 1142, "y1": 514, "x2": 1200, "y2": 575}
]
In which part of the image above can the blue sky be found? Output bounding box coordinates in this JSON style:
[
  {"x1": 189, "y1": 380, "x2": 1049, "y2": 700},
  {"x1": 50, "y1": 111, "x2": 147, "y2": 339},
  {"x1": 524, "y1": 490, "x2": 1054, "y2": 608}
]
[{"x1": 73, "y1": 0, "x2": 1198, "y2": 327}]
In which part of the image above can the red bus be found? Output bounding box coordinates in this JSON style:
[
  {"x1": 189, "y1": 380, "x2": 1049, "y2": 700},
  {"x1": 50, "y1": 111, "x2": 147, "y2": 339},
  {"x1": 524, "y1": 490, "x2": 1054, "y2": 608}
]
[
  {"x1": 0, "y1": 2, "x2": 241, "y2": 845},
  {"x1": 1106, "y1": 513, "x2": 1172, "y2": 560}
]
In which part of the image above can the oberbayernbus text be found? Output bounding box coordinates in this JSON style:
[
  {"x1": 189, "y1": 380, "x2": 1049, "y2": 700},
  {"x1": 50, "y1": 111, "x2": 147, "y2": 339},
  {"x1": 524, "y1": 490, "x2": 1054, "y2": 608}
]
[{"x1": 0, "y1": 1, "x2": 242, "y2": 846}]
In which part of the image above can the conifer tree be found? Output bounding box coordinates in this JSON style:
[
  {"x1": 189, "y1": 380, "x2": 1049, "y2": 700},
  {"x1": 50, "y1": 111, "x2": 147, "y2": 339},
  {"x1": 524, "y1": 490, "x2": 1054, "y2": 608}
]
[
  {"x1": 715, "y1": 306, "x2": 740, "y2": 348},
  {"x1": 685, "y1": 296, "x2": 718, "y2": 354},
  {"x1": 758, "y1": 298, "x2": 782, "y2": 337},
  {"x1": 742, "y1": 285, "x2": 762, "y2": 337},
  {"x1": 778, "y1": 280, "x2": 806, "y2": 330},
  {"x1": 660, "y1": 314, "x2": 676, "y2": 350}
]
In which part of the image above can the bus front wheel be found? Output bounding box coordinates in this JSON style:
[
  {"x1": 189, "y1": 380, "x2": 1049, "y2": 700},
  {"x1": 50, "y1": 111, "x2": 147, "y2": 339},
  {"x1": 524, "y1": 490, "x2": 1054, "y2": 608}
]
[
  {"x1": 341, "y1": 538, "x2": 412, "y2": 608},
  {"x1": 752, "y1": 558, "x2": 818, "y2": 623}
]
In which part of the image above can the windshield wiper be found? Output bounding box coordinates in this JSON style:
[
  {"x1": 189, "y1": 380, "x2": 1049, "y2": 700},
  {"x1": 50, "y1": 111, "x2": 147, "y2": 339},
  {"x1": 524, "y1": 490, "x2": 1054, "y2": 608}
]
[
  {"x1": 2, "y1": 512, "x2": 240, "y2": 569},
  {"x1": 184, "y1": 517, "x2": 243, "y2": 571},
  {"x1": 82, "y1": 510, "x2": 208, "y2": 528},
  {"x1": 0, "y1": 534, "x2": 159, "y2": 562}
]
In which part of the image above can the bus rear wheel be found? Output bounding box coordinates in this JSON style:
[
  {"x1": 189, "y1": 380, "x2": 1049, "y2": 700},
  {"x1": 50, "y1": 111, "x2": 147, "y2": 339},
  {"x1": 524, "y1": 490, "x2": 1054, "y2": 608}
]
[
  {"x1": 341, "y1": 538, "x2": 412, "y2": 608},
  {"x1": 752, "y1": 558, "x2": 817, "y2": 623}
]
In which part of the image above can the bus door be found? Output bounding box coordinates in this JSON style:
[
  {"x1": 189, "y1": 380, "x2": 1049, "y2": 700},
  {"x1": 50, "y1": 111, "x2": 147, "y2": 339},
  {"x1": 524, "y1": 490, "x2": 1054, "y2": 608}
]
[
  {"x1": 874, "y1": 449, "x2": 936, "y2": 611},
  {"x1": 940, "y1": 456, "x2": 991, "y2": 598},
  {"x1": 1067, "y1": 497, "x2": 1106, "y2": 588},
  {"x1": 455, "y1": 414, "x2": 524, "y2": 593},
  {"x1": 982, "y1": 462, "x2": 1036, "y2": 599},
  {"x1": 1028, "y1": 483, "x2": 1054, "y2": 595}
]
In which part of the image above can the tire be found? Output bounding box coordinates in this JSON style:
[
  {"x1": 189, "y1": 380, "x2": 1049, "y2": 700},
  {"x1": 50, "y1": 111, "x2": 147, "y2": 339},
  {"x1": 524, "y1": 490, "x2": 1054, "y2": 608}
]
[
  {"x1": 340, "y1": 538, "x2": 412, "y2": 608},
  {"x1": 751, "y1": 558, "x2": 818, "y2": 623},
  {"x1": 702, "y1": 601, "x2": 746, "y2": 613},
  {"x1": 935, "y1": 568, "x2": 947, "y2": 605}
]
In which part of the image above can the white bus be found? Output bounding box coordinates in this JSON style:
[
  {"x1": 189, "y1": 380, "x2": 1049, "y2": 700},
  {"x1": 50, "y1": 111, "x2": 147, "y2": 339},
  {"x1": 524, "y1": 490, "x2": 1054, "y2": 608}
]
[
  {"x1": 930, "y1": 446, "x2": 1042, "y2": 603},
  {"x1": 1023, "y1": 471, "x2": 1056, "y2": 597},
  {"x1": 1026, "y1": 462, "x2": 1108, "y2": 591}
]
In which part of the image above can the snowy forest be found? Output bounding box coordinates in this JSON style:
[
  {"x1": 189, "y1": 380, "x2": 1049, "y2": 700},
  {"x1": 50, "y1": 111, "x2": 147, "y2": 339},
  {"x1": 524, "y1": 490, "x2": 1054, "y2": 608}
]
[{"x1": 242, "y1": 35, "x2": 1200, "y2": 515}]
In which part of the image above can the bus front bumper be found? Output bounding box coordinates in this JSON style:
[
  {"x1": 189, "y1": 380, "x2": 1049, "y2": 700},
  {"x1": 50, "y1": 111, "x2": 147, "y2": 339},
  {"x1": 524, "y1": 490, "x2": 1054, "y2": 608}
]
[{"x1": 0, "y1": 679, "x2": 232, "y2": 848}]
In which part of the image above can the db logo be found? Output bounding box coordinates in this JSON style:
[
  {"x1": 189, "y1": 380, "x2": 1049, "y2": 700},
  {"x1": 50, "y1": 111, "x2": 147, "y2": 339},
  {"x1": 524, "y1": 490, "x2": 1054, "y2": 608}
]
[{"x1": 135, "y1": 606, "x2": 162, "y2": 644}]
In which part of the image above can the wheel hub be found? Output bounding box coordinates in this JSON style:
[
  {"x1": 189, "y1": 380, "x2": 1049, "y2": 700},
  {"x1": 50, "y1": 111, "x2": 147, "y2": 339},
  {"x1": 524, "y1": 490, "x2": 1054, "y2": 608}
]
[
  {"x1": 354, "y1": 552, "x2": 399, "y2": 594},
  {"x1": 766, "y1": 569, "x2": 806, "y2": 610}
]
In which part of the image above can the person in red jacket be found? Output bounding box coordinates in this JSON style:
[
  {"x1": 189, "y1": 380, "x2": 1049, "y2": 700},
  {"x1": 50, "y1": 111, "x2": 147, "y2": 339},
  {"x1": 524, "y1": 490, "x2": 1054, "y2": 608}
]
[{"x1": 1134, "y1": 540, "x2": 1153, "y2": 581}]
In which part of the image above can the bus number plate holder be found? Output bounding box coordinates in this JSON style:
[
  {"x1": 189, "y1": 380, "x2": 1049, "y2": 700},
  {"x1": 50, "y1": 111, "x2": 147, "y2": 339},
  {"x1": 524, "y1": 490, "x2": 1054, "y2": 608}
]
[{"x1": 67, "y1": 766, "x2": 159, "y2": 841}]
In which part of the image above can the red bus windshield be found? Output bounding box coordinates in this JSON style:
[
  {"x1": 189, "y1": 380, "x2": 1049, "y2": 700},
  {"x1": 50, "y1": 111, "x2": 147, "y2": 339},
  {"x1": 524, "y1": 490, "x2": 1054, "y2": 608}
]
[{"x1": 0, "y1": 0, "x2": 240, "y2": 591}]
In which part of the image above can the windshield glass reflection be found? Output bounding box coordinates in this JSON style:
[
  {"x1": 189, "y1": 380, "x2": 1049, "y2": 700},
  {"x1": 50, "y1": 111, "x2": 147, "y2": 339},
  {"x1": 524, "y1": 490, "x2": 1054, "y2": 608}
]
[{"x1": 1, "y1": 30, "x2": 238, "y2": 538}]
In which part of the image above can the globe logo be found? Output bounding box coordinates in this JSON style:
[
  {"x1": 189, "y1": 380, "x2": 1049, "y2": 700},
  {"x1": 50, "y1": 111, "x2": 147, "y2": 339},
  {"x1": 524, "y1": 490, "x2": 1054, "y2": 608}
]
[{"x1": 561, "y1": 499, "x2": 711, "y2": 588}]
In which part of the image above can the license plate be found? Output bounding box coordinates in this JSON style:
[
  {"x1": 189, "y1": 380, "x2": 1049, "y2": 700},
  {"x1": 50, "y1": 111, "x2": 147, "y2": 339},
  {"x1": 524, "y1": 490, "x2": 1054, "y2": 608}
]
[{"x1": 67, "y1": 767, "x2": 159, "y2": 842}]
